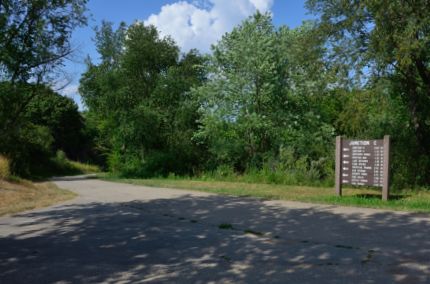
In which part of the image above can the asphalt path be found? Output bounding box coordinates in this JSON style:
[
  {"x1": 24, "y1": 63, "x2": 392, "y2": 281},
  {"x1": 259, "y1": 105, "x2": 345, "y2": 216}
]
[{"x1": 0, "y1": 176, "x2": 429, "y2": 283}]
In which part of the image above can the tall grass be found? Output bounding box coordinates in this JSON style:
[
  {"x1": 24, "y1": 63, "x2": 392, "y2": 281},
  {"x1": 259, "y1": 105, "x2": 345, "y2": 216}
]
[
  {"x1": 186, "y1": 163, "x2": 333, "y2": 187},
  {"x1": 51, "y1": 150, "x2": 100, "y2": 176},
  {"x1": 0, "y1": 155, "x2": 10, "y2": 180}
]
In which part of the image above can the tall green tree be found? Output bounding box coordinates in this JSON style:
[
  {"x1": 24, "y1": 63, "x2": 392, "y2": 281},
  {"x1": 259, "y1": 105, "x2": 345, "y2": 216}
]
[
  {"x1": 194, "y1": 13, "x2": 282, "y2": 169},
  {"x1": 80, "y1": 23, "x2": 207, "y2": 176},
  {"x1": 194, "y1": 13, "x2": 334, "y2": 177}
]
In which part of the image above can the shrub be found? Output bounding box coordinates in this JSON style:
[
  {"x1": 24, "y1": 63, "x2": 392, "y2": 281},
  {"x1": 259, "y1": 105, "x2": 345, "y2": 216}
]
[
  {"x1": 0, "y1": 155, "x2": 10, "y2": 180},
  {"x1": 213, "y1": 164, "x2": 236, "y2": 180},
  {"x1": 55, "y1": 150, "x2": 68, "y2": 165}
]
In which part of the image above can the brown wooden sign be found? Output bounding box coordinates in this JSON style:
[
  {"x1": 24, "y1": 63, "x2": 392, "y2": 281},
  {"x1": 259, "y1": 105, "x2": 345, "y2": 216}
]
[{"x1": 335, "y1": 136, "x2": 390, "y2": 200}]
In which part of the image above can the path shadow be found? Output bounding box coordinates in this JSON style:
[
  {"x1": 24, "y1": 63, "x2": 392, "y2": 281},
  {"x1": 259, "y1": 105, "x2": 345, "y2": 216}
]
[{"x1": 0, "y1": 194, "x2": 429, "y2": 283}]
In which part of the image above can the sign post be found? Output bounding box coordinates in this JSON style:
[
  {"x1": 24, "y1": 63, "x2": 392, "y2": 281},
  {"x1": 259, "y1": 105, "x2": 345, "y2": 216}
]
[
  {"x1": 335, "y1": 136, "x2": 342, "y2": 196},
  {"x1": 335, "y1": 136, "x2": 390, "y2": 200},
  {"x1": 382, "y1": 135, "x2": 390, "y2": 201}
]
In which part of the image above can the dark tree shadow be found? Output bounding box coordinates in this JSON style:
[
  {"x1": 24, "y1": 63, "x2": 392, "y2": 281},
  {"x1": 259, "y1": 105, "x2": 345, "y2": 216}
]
[{"x1": 0, "y1": 194, "x2": 429, "y2": 283}]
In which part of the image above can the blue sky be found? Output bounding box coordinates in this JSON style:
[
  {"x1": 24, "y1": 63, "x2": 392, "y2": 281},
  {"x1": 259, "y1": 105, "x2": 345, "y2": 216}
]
[{"x1": 62, "y1": 0, "x2": 312, "y2": 108}]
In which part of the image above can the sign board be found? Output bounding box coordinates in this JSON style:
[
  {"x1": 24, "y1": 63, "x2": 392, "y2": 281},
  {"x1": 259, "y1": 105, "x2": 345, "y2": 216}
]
[
  {"x1": 335, "y1": 136, "x2": 390, "y2": 200},
  {"x1": 341, "y1": 139, "x2": 384, "y2": 186}
]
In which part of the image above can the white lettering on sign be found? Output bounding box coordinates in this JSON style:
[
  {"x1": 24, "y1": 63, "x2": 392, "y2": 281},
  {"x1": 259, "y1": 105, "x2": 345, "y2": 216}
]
[
  {"x1": 349, "y1": 141, "x2": 370, "y2": 146},
  {"x1": 341, "y1": 139, "x2": 384, "y2": 187}
]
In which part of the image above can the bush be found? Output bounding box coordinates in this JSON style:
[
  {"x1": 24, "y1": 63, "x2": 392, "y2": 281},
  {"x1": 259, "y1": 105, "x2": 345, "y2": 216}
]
[
  {"x1": 213, "y1": 164, "x2": 236, "y2": 180},
  {"x1": 0, "y1": 155, "x2": 10, "y2": 180},
  {"x1": 55, "y1": 150, "x2": 68, "y2": 166}
]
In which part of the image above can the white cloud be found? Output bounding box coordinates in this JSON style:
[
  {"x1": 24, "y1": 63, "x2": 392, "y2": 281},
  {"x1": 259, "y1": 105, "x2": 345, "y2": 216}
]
[
  {"x1": 60, "y1": 84, "x2": 79, "y2": 98},
  {"x1": 55, "y1": 82, "x2": 85, "y2": 110},
  {"x1": 144, "y1": 0, "x2": 274, "y2": 53},
  {"x1": 249, "y1": 0, "x2": 273, "y2": 12}
]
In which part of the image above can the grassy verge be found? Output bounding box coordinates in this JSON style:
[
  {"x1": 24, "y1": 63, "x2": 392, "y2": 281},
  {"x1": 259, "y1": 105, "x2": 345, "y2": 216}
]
[
  {"x1": 102, "y1": 176, "x2": 430, "y2": 213},
  {"x1": 49, "y1": 150, "x2": 101, "y2": 176},
  {"x1": 64, "y1": 160, "x2": 100, "y2": 174},
  {"x1": 30, "y1": 155, "x2": 101, "y2": 180},
  {"x1": 0, "y1": 178, "x2": 76, "y2": 216}
]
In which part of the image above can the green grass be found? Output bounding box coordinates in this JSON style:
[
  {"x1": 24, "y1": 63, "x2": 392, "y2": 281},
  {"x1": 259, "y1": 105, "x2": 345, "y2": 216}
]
[
  {"x1": 51, "y1": 150, "x2": 100, "y2": 176},
  {"x1": 0, "y1": 155, "x2": 10, "y2": 180},
  {"x1": 66, "y1": 160, "x2": 100, "y2": 174},
  {"x1": 30, "y1": 152, "x2": 101, "y2": 180},
  {"x1": 101, "y1": 175, "x2": 430, "y2": 213}
]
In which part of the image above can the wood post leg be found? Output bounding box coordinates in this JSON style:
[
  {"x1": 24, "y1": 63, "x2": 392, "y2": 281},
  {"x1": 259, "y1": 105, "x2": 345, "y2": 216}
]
[
  {"x1": 335, "y1": 136, "x2": 342, "y2": 196},
  {"x1": 382, "y1": 135, "x2": 390, "y2": 201}
]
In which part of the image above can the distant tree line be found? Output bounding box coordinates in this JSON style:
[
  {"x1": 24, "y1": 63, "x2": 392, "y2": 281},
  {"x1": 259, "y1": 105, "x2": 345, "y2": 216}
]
[
  {"x1": 1, "y1": 0, "x2": 430, "y2": 188},
  {"x1": 80, "y1": 2, "x2": 430, "y2": 189}
]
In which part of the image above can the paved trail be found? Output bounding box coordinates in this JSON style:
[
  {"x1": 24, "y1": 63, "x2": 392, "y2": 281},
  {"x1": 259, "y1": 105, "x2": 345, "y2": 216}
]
[{"x1": 1, "y1": 176, "x2": 429, "y2": 283}]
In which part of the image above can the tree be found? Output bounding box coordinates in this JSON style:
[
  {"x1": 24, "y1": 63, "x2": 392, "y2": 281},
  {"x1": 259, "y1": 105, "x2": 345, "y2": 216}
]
[
  {"x1": 80, "y1": 22, "x2": 207, "y2": 177},
  {"x1": 0, "y1": 0, "x2": 87, "y2": 83},
  {"x1": 194, "y1": 13, "x2": 334, "y2": 178},
  {"x1": 306, "y1": 0, "x2": 430, "y2": 185},
  {"x1": 0, "y1": 83, "x2": 91, "y2": 176},
  {"x1": 94, "y1": 21, "x2": 127, "y2": 68},
  {"x1": 194, "y1": 13, "x2": 282, "y2": 169},
  {"x1": 25, "y1": 88, "x2": 85, "y2": 160},
  {"x1": 0, "y1": 0, "x2": 88, "y2": 176},
  {"x1": 0, "y1": 0, "x2": 88, "y2": 139}
]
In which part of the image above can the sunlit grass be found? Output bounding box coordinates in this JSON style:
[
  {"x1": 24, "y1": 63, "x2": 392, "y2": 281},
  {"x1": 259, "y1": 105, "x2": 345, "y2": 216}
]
[
  {"x1": 67, "y1": 160, "x2": 100, "y2": 174},
  {"x1": 0, "y1": 179, "x2": 76, "y2": 216},
  {"x1": 0, "y1": 155, "x2": 10, "y2": 180},
  {"x1": 103, "y1": 176, "x2": 430, "y2": 213}
]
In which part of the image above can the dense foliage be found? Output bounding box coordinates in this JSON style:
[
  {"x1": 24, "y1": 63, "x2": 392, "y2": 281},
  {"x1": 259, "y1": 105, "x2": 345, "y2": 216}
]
[
  {"x1": 0, "y1": 0, "x2": 89, "y2": 177},
  {"x1": 0, "y1": 83, "x2": 94, "y2": 176},
  {"x1": 79, "y1": 8, "x2": 430, "y2": 188},
  {"x1": 193, "y1": 13, "x2": 335, "y2": 183},
  {"x1": 80, "y1": 22, "x2": 207, "y2": 177},
  {"x1": 307, "y1": 0, "x2": 430, "y2": 187},
  {"x1": 1, "y1": 1, "x2": 429, "y2": 189}
]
